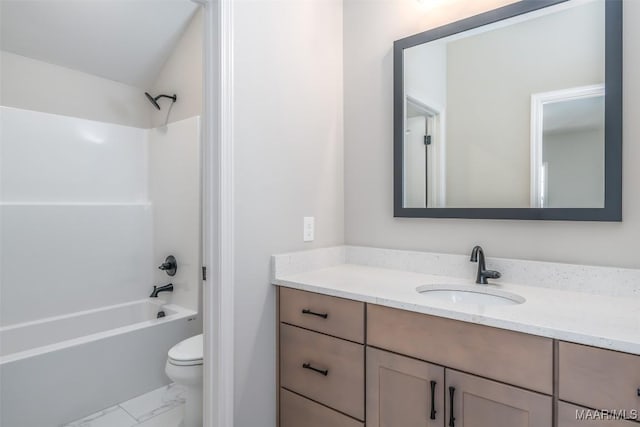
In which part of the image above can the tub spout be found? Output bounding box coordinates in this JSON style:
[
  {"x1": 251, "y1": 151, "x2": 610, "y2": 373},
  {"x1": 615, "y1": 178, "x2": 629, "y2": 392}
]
[{"x1": 150, "y1": 283, "x2": 173, "y2": 298}]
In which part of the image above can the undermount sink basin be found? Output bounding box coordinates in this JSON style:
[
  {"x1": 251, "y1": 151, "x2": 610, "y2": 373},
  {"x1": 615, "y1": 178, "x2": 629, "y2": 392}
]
[{"x1": 416, "y1": 284, "x2": 525, "y2": 306}]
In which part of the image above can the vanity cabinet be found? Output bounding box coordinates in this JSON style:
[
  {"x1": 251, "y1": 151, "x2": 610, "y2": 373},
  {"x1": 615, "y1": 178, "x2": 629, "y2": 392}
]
[{"x1": 277, "y1": 287, "x2": 639, "y2": 426}]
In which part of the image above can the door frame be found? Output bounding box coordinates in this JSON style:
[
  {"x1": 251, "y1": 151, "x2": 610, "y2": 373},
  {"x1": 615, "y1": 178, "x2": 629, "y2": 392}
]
[
  {"x1": 530, "y1": 84, "x2": 605, "y2": 208},
  {"x1": 405, "y1": 95, "x2": 447, "y2": 208},
  {"x1": 200, "y1": 0, "x2": 235, "y2": 426}
]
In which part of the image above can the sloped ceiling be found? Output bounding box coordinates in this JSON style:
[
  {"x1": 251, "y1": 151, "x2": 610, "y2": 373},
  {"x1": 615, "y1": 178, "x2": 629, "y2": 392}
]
[{"x1": 0, "y1": 0, "x2": 198, "y2": 88}]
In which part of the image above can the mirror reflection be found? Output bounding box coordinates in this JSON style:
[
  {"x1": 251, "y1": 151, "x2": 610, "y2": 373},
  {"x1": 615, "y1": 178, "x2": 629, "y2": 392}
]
[{"x1": 402, "y1": 0, "x2": 605, "y2": 209}]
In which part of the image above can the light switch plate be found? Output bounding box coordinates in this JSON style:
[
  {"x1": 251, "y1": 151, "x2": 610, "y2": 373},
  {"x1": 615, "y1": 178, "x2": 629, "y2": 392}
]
[{"x1": 303, "y1": 217, "x2": 314, "y2": 242}]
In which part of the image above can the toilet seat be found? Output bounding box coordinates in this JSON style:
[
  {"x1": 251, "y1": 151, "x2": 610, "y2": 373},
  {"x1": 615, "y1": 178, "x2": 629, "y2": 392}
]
[
  {"x1": 168, "y1": 334, "x2": 203, "y2": 366},
  {"x1": 168, "y1": 358, "x2": 203, "y2": 366}
]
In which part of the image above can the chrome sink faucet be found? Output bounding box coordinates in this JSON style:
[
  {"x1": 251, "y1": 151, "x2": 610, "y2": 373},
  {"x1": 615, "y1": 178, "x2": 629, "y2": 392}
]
[{"x1": 470, "y1": 246, "x2": 501, "y2": 285}]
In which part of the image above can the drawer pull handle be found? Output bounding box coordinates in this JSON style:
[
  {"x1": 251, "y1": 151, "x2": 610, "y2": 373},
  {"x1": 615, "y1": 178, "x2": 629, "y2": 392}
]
[
  {"x1": 301, "y1": 308, "x2": 328, "y2": 319},
  {"x1": 448, "y1": 386, "x2": 456, "y2": 427},
  {"x1": 637, "y1": 388, "x2": 640, "y2": 397},
  {"x1": 430, "y1": 380, "x2": 437, "y2": 420},
  {"x1": 302, "y1": 362, "x2": 328, "y2": 376}
]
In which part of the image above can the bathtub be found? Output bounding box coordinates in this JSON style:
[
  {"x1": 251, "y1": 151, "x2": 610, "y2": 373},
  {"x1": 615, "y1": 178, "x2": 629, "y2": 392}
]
[{"x1": 0, "y1": 299, "x2": 200, "y2": 427}]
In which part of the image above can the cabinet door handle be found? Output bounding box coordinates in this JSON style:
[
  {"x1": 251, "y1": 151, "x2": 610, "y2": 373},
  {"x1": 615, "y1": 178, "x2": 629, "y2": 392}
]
[
  {"x1": 302, "y1": 362, "x2": 328, "y2": 376},
  {"x1": 637, "y1": 388, "x2": 640, "y2": 397},
  {"x1": 301, "y1": 308, "x2": 328, "y2": 319},
  {"x1": 448, "y1": 386, "x2": 456, "y2": 427},
  {"x1": 430, "y1": 380, "x2": 437, "y2": 420}
]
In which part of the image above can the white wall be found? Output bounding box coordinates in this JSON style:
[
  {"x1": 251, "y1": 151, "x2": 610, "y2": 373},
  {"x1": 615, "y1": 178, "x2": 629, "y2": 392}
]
[
  {"x1": 0, "y1": 107, "x2": 153, "y2": 326},
  {"x1": 404, "y1": 41, "x2": 447, "y2": 110},
  {"x1": 148, "y1": 117, "x2": 201, "y2": 312},
  {"x1": 0, "y1": 51, "x2": 151, "y2": 128},
  {"x1": 344, "y1": 0, "x2": 640, "y2": 268},
  {"x1": 232, "y1": 0, "x2": 344, "y2": 425},
  {"x1": 150, "y1": 9, "x2": 203, "y2": 128}
]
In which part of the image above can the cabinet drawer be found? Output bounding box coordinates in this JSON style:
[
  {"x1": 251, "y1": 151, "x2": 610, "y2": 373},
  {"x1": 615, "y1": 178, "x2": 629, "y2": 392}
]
[
  {"x1": 367, "y1": 304, "x2": 553, "y2": 394},
  {"x1": 280, "y1": 389, "x2": 363, "y2": 427},
  {"x1": 280, "y1": 324, "x2": 365, "y2": 420},
  {"x1": 558, "y1": 402, "x2": 638, "y2": 426},
  {"x1": 559, "y1": 342, "x2": 640, "y2": 412},
  {"x1": 280, "y1": 287, "x2": 364, "y2": 343}
]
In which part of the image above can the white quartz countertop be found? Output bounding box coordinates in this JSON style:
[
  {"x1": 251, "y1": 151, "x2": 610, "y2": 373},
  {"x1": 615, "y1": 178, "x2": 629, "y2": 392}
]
[{"x1": 274, "y1": 263, "x2": 640, "y2": 355}]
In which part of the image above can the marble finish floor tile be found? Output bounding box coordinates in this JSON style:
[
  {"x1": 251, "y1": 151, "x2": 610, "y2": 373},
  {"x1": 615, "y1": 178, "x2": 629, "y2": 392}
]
[
  {"x1": 64, "y1": 406, "x2": 137, "y2": 427},
  {"x1": 135, "y1": 406, "x2": 183, "y2": 427},
  {"x1": 120, "y1": 384, "x2": 186, "y2": 422},
  {"x1": 64, "y1": 384, "x2": 186, "y2": 427}
]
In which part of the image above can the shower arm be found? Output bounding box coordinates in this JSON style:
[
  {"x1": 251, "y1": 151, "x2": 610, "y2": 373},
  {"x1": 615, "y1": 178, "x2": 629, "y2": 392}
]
[{"x1": 154, "y1": 94, "x2": 177, "y2": 102}]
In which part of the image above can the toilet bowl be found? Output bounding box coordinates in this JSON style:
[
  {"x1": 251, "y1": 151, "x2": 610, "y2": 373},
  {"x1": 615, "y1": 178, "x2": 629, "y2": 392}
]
[{"x1": 166, "y1": 334, "x2": 203, "y2": 427}]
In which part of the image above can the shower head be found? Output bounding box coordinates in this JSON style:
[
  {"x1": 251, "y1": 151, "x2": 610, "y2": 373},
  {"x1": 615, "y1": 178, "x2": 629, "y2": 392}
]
[
  {"x1": 144, "y1": 92, "x2": 177, "y2": 110},
  {"x1": 145, "y1": 92, "x2": 160, "y2": 110}
]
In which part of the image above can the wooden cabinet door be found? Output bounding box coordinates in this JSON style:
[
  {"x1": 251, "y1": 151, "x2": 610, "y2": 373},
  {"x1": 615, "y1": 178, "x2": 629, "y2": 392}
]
[
  {"x1": 367, "y1": 347, "x2": 445, "y2": 427},
  {"x1": 445, "y1": 369, "x2": 552, "y2": 427}
]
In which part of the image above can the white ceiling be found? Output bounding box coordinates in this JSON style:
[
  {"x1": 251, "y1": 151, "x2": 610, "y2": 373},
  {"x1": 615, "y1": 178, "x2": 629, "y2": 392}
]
[
  {"x1": 0, "y1": 0, "x2": 198, "y2": 88},
  {"x1": 543, "y1": 96, "x2": 605, "y2": 135}
]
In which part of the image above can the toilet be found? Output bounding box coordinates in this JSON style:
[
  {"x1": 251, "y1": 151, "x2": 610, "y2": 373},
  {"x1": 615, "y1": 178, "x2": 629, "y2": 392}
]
[{"x1": 165, "y1": 334, "x2": 203, "y2": 427}]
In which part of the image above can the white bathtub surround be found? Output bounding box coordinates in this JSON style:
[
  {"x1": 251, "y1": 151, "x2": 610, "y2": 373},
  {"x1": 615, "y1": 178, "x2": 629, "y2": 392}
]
[
  {"x1": 64, "y1": 384, "x2": 186, "y2": 427},
  {"x1": 0, "y1": 107, "x2": 149, "y2": 202},
  {"x1": 0, "y1": 107, "x2": 202, "y2": 327},
  {"x1": 0, "y1": 300, "x2": 199, "y2": 427},
  {"x1": 0, "y1": 106, "x2": 154, "y2": 326},
  {"x1": 272, "y1": 246, "x2": 640, "y2": 354},
  {"x1": 149, "y1": 116, "x2": 202, "y2": 313}
]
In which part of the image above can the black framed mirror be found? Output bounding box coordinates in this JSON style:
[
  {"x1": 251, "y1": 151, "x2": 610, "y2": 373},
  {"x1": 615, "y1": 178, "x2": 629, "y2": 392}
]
[{"x1": 393, "y1": 0, "x2": 622, "y2": 221}]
